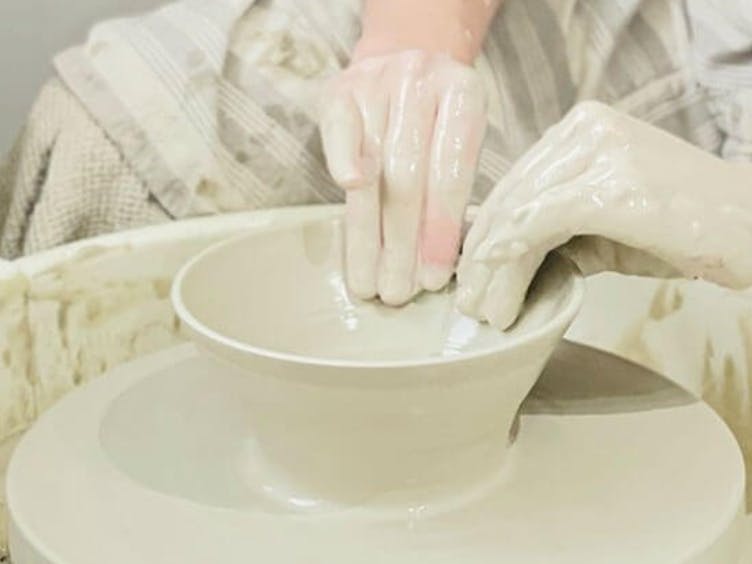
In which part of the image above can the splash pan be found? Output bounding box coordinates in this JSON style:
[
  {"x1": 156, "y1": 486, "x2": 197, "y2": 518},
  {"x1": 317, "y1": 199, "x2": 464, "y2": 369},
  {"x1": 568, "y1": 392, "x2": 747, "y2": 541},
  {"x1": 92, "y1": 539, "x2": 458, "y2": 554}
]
[{"x1": 6, "y1": 343, "x2": 746, "y2": 563}]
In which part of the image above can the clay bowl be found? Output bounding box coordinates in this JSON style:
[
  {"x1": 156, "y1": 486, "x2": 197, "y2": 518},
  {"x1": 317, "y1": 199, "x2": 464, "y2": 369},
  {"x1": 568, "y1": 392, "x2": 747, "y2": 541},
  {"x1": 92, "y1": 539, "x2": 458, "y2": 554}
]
[{"x1": 172, "y1": 215, "x2": 583, "y2": 508}]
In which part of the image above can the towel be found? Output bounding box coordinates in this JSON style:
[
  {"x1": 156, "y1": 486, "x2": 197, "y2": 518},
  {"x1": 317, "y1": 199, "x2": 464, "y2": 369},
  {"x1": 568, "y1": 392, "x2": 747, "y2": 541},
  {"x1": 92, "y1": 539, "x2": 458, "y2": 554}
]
[
  {"x1": 686, "y1": 0, "x2": 752, "y2": 161},
  {"x1": 0, "y1": 79, "x2": 169, "y2": 259}
]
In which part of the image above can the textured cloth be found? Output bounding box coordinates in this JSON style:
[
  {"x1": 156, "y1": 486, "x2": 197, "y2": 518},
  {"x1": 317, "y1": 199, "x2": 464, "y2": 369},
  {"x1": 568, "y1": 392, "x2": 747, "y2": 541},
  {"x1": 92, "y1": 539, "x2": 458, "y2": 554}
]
[
  {"x1": 0, "y1": 80, "x2": 169, "y2": 259},
  {"x1": 685, "y1": 0, "x2": 752, "y2": 161},
  {"x1": 3, "y1": 0, "x2": 747, "y2": 259}
]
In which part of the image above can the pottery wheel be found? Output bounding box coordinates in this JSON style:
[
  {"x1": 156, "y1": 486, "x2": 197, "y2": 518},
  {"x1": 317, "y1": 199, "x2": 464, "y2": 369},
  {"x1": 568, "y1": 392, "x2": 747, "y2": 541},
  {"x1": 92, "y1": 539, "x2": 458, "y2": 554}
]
[{"x1": 6, "y1": 342, "x2": 746, "y2": 563}]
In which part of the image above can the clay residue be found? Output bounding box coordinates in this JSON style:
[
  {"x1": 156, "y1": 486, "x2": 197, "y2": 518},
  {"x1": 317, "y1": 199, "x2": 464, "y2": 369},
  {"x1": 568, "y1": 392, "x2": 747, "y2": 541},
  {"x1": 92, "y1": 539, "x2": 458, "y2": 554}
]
[
  {"x1": 0, "y1": 235, "x2": 239, "y2": 557},
  {"x1": 613, "y1": 318, "x2": 659, "y2": 372},
  {"x1": 702, "y1": 315, "x2": 752, "y2": 511},
  {"x1": 0, "y1": 273, "x2": 35, "y2": 439},
  {"x1": 27, "y1": 274, "x2": 182, "y2": 414},
  {"x1": 614, "y1": 279, "x2": 752, "y2": 510},
  {"x1": 613, "y1": 282, "x2": 684, "y2": 371},
  {"x1": 0, "y1": 236, "x2": 234, "y2": 444},
  {"x1": 647, "y1": 282, "x2": 684, "y2": 321}
]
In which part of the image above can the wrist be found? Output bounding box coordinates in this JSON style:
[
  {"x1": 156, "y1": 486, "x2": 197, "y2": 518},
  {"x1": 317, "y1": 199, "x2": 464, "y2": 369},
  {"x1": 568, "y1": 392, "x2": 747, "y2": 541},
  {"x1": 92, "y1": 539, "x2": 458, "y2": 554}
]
[
  {"x1": 353, "y1": 0, "x2": 501, "y2": 65},
  {"x1": 353, "y1": 29, "x2": 477, "y2": 65}
]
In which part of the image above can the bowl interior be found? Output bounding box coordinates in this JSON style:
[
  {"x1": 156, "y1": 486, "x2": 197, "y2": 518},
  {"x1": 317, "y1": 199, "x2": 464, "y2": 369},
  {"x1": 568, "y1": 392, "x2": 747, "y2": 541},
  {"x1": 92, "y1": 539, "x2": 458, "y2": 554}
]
[{"x1": 173, "y1": 218, "x2": 581, "y2": 365}]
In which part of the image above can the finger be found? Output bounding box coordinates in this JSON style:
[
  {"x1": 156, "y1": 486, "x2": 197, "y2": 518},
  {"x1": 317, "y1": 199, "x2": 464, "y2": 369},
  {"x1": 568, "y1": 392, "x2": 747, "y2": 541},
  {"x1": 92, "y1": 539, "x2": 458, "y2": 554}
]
[
  {"x1": 421, "y1": 79, "x2": 486, "y2": 291},
  {"x1": 344, "y1": 90, "x2": 389, "y2": 300},
  {"x1": 460, "y1": 186, "x2": 584, "y2": 323},
  {"x1": 353, "y1": 71, "x2": 390, "y2": 185},
  {"x1": 320, "y1": 89, "x2": 368, "y2": 189},
  {"x1": 379, "y1": 66, "x2": 437, "y2": 305},
  {"x1": 345, "y1": 186, "x2": 381, "y2": 299},
  {"x1": 461, "y1": 202, "x2": 494, "y2": 260},
  {"x1": 456, "y1": 261, "x2": 493, "y2": 318},
  {"x1": 479, "y1": 252, "x2": 545, "y2": 331}
]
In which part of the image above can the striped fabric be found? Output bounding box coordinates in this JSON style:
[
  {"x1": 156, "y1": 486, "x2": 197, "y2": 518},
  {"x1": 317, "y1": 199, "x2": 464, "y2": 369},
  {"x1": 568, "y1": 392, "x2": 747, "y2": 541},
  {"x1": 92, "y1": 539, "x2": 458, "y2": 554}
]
[
  {"x1": 685, "y1": 0, "x2": 752, "y2": 161},
  {"x1": 53, "y1": 0, "x2": 743, "y2": 220}
]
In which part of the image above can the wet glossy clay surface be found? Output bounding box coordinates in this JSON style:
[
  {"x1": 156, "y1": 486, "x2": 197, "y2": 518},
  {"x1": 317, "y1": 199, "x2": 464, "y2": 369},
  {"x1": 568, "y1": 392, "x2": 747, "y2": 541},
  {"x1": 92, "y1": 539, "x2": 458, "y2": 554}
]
[{"x1": 174, "y1": 217, "x2": 580, "y2": 364}]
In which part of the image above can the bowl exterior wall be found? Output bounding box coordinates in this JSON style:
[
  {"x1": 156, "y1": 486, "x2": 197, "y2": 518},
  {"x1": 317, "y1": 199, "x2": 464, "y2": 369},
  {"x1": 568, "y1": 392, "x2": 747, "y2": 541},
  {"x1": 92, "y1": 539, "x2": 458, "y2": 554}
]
[{"x1": 187, "y1": 323, "x2": 566, "y2": 505}]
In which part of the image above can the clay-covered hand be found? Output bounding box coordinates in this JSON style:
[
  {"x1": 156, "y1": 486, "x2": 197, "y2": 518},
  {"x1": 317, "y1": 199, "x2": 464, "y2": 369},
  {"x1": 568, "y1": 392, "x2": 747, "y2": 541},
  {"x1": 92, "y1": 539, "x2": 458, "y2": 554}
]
[
  {"x1": 320, "y1": 51, "x2": 487, "y2": 305},
  {"x1": 458, "y1": 101, "x2": 752, "y2": 330}
]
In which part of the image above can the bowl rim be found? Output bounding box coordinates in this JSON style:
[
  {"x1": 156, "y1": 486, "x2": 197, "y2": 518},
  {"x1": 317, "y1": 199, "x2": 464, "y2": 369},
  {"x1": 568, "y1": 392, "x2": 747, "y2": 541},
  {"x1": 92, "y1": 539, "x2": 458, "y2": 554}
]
[{"x1": 171, "y1": 218, "x2": 585, "y2": 370}]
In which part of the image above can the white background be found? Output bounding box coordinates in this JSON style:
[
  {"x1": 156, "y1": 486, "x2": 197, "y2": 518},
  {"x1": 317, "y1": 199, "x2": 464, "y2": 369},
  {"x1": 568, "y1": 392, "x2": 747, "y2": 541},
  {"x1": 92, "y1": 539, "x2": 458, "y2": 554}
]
[{"x1": 0, "y1": 0, "x2": 163, "y2": 155}]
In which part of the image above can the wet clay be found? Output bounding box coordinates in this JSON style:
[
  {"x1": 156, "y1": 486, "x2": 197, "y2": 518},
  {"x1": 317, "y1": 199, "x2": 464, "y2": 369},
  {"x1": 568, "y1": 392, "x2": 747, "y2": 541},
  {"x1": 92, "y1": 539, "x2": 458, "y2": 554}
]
[
  {"x1": 458, "y1": 101, "x2": 752, "y2": 330},
  {"x1": 320, "y1": 51, "x2": 487, "y2": 305},
  {"x1": 319, "y1": 0, "x2": 502, "y2": 306}
]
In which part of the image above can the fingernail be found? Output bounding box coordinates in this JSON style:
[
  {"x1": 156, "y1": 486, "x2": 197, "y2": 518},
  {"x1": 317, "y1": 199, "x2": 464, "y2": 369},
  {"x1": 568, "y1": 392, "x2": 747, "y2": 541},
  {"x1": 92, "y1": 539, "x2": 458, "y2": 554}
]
[
  {"x1": 488, "y1": 303, "x2": 518, "y2": 331},
  {"x1": 347, "y1": 271, "x2": 377, "y2": 301},
  {"x1": 456, "y1": 290, "x2": 475, "y2": 316},
  {"x1": 483, "y1": 289, "x2": 521, "y2": 331},
  {"x1": 455, "y1": 263, "x2": 490, "y2": 313},
  {"x1": 420, "y1": 264, "x2": 453, "y2": 292},
  {"x1": 456, "y1": 283, "x2": 482, "y2": 317},
  {"x1": 378, "y1": 273, "x2": 416, "y2": 306},
  {"x1": 337, "y1": 169, "x2": 366, "y2": 190}
]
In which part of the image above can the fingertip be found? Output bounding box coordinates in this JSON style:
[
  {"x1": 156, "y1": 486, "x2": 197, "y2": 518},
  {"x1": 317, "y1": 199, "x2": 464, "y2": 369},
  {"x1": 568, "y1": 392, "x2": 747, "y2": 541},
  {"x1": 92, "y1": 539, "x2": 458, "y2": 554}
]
[
  {"x1": 378, "y1": 275, "x2": 417, "y2": 307},
  {"x1": 336, "y1": 151, "x2": 381, "y2": 190},
  {"x1": 486, "y1": 294, "x2": 523, "y2": 332},
  {"x1": 481, "y1": 253, "x2": 544, "y2": 332},
  {"x1": 481, "y1": 279, "x2": 524, "y2": 332},
  {"x1": 420, "y1": 264, "x2": 453, "y2": 292},
  {"x1": 344, "y1": 191, "x2": 381, "y2": 301},
  {"x1": 456, "y1": 285, "x2": 481, "y2": 318},
  {"x1": 455, "y1": 262, "x2": 491, "y2": 318},
  {"x1": 320, "y1": 94, "x2": 367, "y2": 190},
  {"x1": 337, "y1": 172, "x2": 368, "y2": 190},
  {"x1": 347, "y1": 270, "x2": 378, "y2": 301},
  {"x1": 325, "y1": 150, "x2": 368, "y2": 191}
]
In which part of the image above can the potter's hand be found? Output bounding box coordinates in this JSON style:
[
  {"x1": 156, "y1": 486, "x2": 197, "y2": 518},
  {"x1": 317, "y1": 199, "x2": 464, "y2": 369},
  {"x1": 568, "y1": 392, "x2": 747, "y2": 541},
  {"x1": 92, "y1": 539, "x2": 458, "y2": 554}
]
[
  {"x1": 320, "y1": 51, "x2": 487, "y2": 305},
  {"x1": 458, "y1": 101, "x2": 752, "y2": 330}
]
